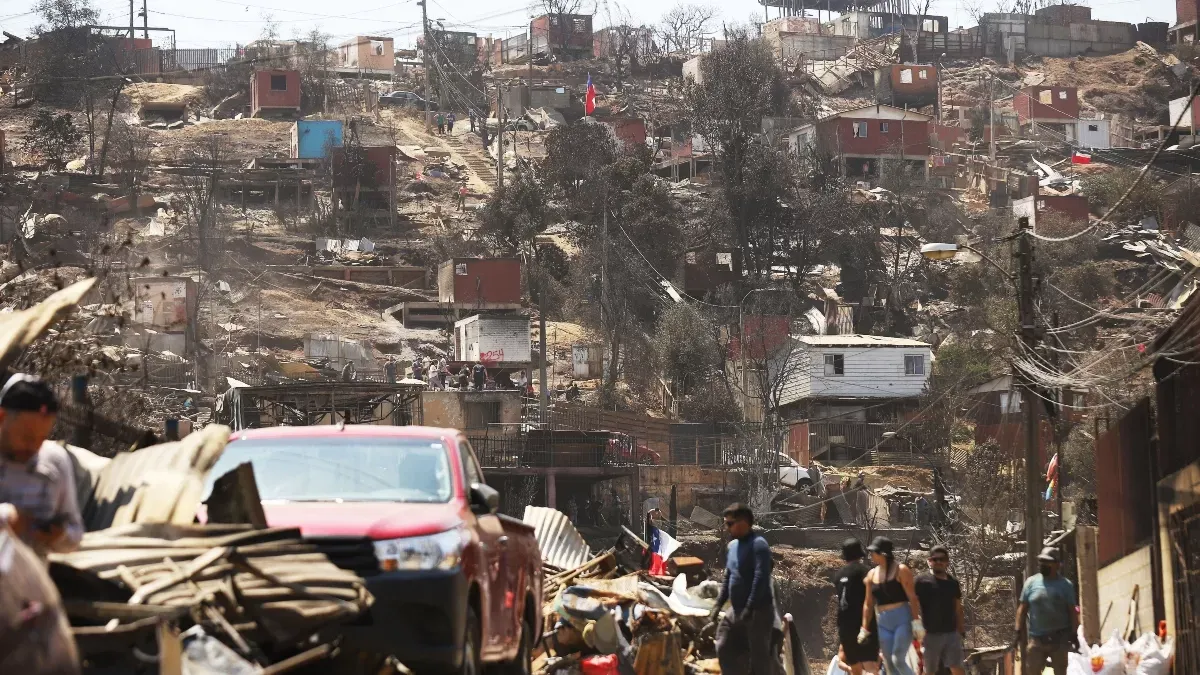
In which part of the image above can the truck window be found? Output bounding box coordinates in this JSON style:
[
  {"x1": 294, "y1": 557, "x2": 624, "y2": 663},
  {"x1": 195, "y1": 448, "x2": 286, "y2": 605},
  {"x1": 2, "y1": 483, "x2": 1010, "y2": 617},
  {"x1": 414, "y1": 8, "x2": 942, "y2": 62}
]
[
  {"x1": 459, "y1": 440, "x2": 485, "y2": 487},
  {"x1": 202, "y1": 437, "x2": 454, "y2": 503}
]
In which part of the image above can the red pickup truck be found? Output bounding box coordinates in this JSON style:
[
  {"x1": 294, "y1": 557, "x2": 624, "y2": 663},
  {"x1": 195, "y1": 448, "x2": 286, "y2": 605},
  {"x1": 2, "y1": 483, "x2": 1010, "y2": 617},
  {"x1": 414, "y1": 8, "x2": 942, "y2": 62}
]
[{"x1": 203, "y1": 425, "x2": 543, "y2": 675}]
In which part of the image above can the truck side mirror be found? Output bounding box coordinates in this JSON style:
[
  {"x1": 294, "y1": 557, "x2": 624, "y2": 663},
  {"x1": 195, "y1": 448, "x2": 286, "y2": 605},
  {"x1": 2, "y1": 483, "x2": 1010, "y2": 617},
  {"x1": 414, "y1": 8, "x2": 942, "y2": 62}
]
[{"x1": 469, "y1": 482, "x2": 500, "y2": 514}]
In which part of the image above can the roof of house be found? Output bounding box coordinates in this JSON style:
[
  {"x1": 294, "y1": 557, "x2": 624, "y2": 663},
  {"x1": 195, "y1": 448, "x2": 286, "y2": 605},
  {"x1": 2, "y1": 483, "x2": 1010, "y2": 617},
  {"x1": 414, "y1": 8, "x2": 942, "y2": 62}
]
[
  {"x1": 794, "y1": 334, "x2": 931, "y2": 348},
  {"x1": 819, "y1": 104, "x2": 933, "y2": 122}
]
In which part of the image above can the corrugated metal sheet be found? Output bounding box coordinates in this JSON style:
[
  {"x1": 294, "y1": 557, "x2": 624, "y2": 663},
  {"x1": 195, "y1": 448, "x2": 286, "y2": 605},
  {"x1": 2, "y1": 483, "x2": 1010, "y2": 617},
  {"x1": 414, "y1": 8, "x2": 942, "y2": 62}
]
[
  {"x1": 523, "y1": 505, "x2": 591, "y2": 570},
  {"x1": 1095, "y1": 397, "x2": 1155, "y2": 565},
  {"x1": 0, "y1": 277, "x2": 95, "y2": 372},
  {"x1": 67, "y1": 425, "x2": 231, "y2": 531}
]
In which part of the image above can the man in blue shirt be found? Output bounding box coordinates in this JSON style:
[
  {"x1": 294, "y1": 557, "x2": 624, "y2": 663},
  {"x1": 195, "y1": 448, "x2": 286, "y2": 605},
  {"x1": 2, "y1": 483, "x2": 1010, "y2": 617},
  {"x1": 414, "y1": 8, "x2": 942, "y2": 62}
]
[
  {"x1": 1016, "y1": 547, "x2": 1079, "y2": 675},
  {"x1": 710, "y1": 503, "x2": 782, "y2": 675}
]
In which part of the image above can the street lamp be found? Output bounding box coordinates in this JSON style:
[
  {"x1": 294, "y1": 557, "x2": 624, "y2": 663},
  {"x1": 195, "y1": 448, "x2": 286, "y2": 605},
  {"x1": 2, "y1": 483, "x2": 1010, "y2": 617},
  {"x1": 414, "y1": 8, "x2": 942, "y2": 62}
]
[{"x1": 921, "y1": 219, "x2": 1045, "y2": 588}]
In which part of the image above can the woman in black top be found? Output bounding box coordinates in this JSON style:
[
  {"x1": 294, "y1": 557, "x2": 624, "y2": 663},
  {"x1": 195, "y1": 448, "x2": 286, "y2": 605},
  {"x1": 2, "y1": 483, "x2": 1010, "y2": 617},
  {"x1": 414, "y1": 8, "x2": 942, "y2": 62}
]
[
  {"x1": 861, "y1": 536, "x2": 924, "y2": 675},
  {"x1": 835, "y1": 539, "x2": 879, "y2": 674}
]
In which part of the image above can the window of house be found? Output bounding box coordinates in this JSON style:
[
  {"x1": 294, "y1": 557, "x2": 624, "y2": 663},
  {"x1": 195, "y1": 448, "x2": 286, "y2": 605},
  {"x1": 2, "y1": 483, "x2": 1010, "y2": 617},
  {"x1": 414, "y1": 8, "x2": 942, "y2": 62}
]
[
  {"x1": 904, "y1": 354, "x2": 924, "y2": 375},
  {"x1": 869, "y1": 15, "x2": 883, "y2": 28},
  {"x1": 1088, "y1": 124, "x2": 1099, "y2": 132},
  {"x1": 1039, "y1": 90, "x2": 1053, "y2": 104},
  {"x1": 270, "y1": 74, "x2": 288, "y2": 91},
  {"x1": 465, "y1": 401, "x2": 501, "y2": 428},
  {"x1": 880, "y1": 122, "x2": 890, "y2": 133},
  {"x1": 918, "y1": 69, "x2": 928, "y2": 79},
  {"x1": 922, "y1": 19, "x2": 938, "y2": 31},
  {"x1": 572, "y1": 18, "x2": 587, "y2": 32},
  {"x1": 824, "y1": 353, "x2": 844, "y2": 376},
  {"x1": 999, "y1": 391, "x2": 1021, "y2": 414},
  {"x1": 1059, "y1": 90, "x2": 1068, "y2": 100},
  {"x1": 852, "y1": 122, "x2": 867, "y2": 138}
]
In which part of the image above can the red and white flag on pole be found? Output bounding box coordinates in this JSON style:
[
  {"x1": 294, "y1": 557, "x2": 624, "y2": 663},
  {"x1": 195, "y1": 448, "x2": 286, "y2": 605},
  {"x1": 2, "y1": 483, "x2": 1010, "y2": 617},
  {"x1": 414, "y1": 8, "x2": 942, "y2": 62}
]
[
  {"x1": 1072, "y1": 151, "x2": 1092, "y2": 165},
  {"x1": 647, "y1": 525, "x2": 680, "y2": 576},
  {"x1": 585, "y1": 73, "x2": 596, "y2": 116}
]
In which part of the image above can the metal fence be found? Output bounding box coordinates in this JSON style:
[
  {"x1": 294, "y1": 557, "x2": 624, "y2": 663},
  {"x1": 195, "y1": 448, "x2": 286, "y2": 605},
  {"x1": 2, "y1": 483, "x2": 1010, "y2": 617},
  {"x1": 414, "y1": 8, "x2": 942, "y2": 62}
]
[
  {"x1": 168, "y1": 48, "x2": 241, "y2": 72},
  {"x1": 1162, "y1": 461, "x2": 1200, "y2": 674}
]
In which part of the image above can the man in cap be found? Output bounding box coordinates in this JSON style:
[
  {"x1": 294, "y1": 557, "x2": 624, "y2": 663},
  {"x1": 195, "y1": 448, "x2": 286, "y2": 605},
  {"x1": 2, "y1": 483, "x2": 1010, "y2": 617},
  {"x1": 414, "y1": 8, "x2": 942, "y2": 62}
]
[
  {"x1": 1016, "y1": 547, "x2": 1078, "y2": 675},
  {"x1": 834, "y1": 538, "x2": 879, "y2": 674},
  {"x1": 0, "y1": 375, "x2": 83, "y2": 559}
]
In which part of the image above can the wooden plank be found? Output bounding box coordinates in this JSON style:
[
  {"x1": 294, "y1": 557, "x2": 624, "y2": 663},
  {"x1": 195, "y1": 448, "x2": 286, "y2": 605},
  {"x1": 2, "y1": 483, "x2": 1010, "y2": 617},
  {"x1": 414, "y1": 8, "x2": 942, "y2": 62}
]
[
  {"x1": 128, "y1": 546, "x2": 229, "y2": 604},
  {"x1": 1076, "y1": 525, "x2": 1101, "y2": 645},
  {"x1": 206, "y1": 463, "x2": 268, "y2": 528},
  {"x1": 260, "y1": 644, "x2": 334, "y2": 674},
  {"x1": 157, "y1": 620, "x2": 183, "y2": 675}
]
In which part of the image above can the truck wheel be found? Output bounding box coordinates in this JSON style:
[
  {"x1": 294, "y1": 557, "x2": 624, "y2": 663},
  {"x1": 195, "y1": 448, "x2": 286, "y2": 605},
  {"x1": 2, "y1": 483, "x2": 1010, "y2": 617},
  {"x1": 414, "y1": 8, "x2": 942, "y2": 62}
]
[
  {"x1": 500, "y1": 619, "x2": 533, "y2": 675},
  {"x1": 460, "y1": 605, "x2": 482, "y2": 675}
]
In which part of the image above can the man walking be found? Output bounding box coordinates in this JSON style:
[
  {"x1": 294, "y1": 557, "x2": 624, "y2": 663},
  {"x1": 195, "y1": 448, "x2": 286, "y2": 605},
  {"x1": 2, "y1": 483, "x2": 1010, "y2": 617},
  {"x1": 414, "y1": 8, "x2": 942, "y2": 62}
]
[
  {"x1": 915, "y1": 545, "x2": 965, "y2": 675},
  {"x1": 835, "y1": 538, "x2": 879, "y2": 675},
  {"x1": 469, "y1": 108, "x2": 477, "y2": 132},
  {"x1": 0, "y1": 375, "x2": 83, "y2": 560},
  {"x1": 472, "y1": 361, "x2": 487, "y2": 390},
  {"x1": 436, "y1": 112, "x2": 445, "y2": 135},
  {"x1": 447, "y1": 111, "x2": 456, "y2": 133},
  {"x1": 1016, "y1": 547, "x2": 1078, "y2": 675},
  {"x1": 711, "y1": 503, "x2": 783, "y2": 675}
]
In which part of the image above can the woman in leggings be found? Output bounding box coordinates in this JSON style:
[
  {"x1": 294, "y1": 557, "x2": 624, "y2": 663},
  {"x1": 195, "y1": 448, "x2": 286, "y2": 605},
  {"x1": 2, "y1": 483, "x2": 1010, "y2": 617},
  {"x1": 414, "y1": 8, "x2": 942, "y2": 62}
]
[{"x1": 859, "y1": 536, "x2": 924, "y2": 675}]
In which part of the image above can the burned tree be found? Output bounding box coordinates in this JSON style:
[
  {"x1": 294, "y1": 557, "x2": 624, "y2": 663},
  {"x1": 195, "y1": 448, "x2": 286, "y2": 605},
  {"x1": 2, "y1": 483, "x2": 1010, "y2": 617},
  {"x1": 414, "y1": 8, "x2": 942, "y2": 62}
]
[
  {"x1": 658, "y1": 2, "x2": 715, "y2": 55},
  {"x1": 176, "y1": 134, "x2": 230, "y2": 273}
]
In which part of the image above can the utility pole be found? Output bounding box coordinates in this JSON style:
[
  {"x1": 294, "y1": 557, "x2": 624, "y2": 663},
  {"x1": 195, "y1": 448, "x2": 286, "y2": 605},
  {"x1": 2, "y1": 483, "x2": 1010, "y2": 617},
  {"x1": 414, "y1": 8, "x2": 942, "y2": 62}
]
[
  {"x1": 142, "y1": 0, "x2": 148, "y2": 39},
  {"x1": 538, "y1": 272, "x2": 549, "y2": 424},
  {"x1": 988, "y1": 72, "x2": 997, "y2": 162},
  {"x1": 528, "y1": 23, "x2": 535, "y2": 112},
  {"x1": 129, "y1": 0, "x2": 135, "y2": 39},
  {"x1": 495, "y1": 81, "x2": 504, "y2": 189},
  {"x1": 1013, "y1": 215, "x2": 1042, "y2": 586},
  {"x1": 420, "y1": 0, "x2": 431, "y2": 132}
]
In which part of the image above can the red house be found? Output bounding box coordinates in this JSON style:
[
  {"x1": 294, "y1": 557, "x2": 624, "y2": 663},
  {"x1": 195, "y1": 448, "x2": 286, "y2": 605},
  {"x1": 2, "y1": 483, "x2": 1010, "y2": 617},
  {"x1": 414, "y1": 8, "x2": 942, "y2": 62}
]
[
  {"x1": 1014, "y1": 86, "x2": 1080, "y2": 125},
  {"x1": 250, "y1": 69, "x2": 301, "y2": 118},
  {"x1": 787, "y1": 104, "x2": 932, "y2": 178},
  {"x1": 530, "y1": 13, "x2": 593, "y2": 57},
  {"x1": 598, "y1": 116, "x2": 647, "y2": 149}
]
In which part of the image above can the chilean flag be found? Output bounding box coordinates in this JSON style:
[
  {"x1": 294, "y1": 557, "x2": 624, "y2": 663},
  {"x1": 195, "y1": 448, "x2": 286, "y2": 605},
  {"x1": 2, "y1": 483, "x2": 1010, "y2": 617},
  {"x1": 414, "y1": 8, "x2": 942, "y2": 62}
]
[
  {"x1": 585, "y1": 73, "x2": 596, "y2": 116},
  {"x1": 647, "y1": 525, "x2": 681, "y2": 576}
]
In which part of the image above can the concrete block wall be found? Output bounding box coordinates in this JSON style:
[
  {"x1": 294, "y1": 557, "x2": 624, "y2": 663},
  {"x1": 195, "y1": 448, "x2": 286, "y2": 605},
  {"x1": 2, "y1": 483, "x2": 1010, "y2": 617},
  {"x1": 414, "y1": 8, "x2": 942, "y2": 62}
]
[
  {"x1": 774, "y1": 33, "x2": 856, "y2": 60},
  {"x1": 1096, "y1": 545, "x2": 1156, "y2": 640}
]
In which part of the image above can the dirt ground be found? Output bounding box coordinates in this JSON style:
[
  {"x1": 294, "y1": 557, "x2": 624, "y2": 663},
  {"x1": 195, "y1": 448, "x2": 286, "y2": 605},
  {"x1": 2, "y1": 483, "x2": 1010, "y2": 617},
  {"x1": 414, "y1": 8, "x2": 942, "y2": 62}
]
[
  {"x1": 1031, "y1": 48, "x2": 1179, "y2": 120},
  {"x1": 124, "y1": 82, "x2": 206, "y2": 107}
]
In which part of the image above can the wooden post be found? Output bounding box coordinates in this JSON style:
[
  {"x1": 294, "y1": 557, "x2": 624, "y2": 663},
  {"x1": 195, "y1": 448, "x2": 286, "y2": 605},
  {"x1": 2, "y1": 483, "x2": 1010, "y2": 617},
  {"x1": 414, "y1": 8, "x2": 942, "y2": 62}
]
[
  {"x1": 546, "y1": 470, "x2": 557, "y2": 509},
  {"x1": 157, "y1": 620, "x2": 183, "y2": 675},
  {"x1": 1076, "y1": 525, "x2": 1101, "y2": 645}
]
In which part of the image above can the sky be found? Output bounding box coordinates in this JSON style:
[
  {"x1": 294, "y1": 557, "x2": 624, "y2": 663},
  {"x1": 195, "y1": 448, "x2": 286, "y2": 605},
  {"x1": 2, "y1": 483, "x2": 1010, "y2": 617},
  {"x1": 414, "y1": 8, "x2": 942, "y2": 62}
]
[{"x1": 0, "y1": 0, "x2": 1180, "y2": 49}]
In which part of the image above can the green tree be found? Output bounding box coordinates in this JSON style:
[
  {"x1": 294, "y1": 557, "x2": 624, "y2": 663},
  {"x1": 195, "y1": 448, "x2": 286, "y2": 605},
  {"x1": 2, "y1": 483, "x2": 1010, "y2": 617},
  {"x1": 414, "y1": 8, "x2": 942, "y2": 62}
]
[
  {"x1": 684, "y1": 31, "x2": 791, "y2": 277},
  {"x1": 25, "y1": 111, "x2": 82, "y2": 170},
  {"x1": 653, "y1": 302, "x2": 717, "y2": 396}
]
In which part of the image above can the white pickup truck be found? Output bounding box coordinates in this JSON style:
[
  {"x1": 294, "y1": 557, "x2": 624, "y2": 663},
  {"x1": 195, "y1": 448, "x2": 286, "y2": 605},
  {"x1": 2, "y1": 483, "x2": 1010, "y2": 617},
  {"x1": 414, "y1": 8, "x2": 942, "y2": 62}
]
[{"x1": 776, "y1": 453, "x2": 820, "y2": 493}]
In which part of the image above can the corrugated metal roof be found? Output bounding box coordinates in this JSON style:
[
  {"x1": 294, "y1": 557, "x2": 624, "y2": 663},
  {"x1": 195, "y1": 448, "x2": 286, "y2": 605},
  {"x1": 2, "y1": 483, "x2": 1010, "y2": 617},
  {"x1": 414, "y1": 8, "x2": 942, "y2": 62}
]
[
  {"x1": 523, "y1": 505, "x2": 591, "y2": 571},
  {"x1": 795, "y1": 334, "x2": 930, "y2": 348}
]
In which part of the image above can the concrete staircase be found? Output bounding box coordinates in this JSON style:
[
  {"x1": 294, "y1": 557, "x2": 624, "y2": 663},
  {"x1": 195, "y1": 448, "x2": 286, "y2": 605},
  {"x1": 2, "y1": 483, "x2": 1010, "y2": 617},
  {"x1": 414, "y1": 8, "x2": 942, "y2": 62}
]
[{"x1": 445, "y1": 134, "x2": 497, "y2": 187}]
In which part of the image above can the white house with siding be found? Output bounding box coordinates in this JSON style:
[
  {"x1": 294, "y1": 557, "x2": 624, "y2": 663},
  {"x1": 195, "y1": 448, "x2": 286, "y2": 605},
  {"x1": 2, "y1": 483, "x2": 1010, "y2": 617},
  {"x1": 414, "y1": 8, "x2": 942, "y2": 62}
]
[{"x1": 773, "y1": 334, "x2": 933, "y2": 418}]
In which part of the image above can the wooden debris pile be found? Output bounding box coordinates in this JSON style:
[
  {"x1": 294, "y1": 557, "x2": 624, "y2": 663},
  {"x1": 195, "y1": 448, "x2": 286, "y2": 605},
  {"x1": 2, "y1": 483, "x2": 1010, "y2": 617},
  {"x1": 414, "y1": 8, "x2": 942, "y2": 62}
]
[{"x1": 50, "y1": 523, "x2": 373, "y2": 672}]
